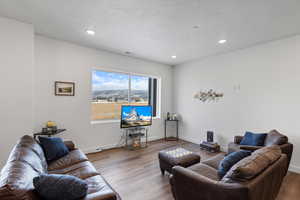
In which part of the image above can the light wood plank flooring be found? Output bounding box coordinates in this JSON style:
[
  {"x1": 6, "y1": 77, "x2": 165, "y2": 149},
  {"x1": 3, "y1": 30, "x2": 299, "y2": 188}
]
[{"x1": 87, "y1": 139, "x2": 300, "y2": 200}]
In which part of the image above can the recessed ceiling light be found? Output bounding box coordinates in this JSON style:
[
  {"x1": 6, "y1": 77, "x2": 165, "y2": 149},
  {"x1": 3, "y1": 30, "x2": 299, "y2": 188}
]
[
  {"x1": 171, "y1": 55, "x2": 177, "y2": 59},
  {"x1": 218, "y1": 39, "x2": 227, "y2": 44},
  {"x1": 193, "y1": 25, "x2": 200, "y2": 29},
  {"x1": 86, "y1": 29, "x2": 95, "y2": 36}
]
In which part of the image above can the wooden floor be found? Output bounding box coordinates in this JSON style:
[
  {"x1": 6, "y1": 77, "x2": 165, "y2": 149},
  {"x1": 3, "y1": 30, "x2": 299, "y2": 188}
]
[{"x1": 87, "y1": 139, "x2": 300, "y2": 200}]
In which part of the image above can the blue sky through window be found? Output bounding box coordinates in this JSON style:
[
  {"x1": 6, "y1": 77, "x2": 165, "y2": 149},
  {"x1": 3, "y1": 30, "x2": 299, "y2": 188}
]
[
  {"x1": 92, "y1": 70, "x2": 148, "y2": 91},
  {"x1": 92, "y1": 70, "x2": 129, "y2": 91},
  {"x1": 131, "y1": 75, "x2": 148, "y2": 91}
]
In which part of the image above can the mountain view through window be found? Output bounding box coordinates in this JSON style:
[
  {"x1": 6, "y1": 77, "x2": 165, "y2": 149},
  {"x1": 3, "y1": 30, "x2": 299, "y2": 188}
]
[{"x1": 91, "y1": 70, "x2": 157, "y2": 121}]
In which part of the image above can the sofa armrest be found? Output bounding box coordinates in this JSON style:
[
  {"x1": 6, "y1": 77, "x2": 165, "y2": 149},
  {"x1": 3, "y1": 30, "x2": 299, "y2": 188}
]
[
  {"x1": 279, "y1": 143, "x2": 293, "y2": 168},
  {"x1": 171, "y1": 166, "x2": 248, "y2": 200},
  {"x1": 84, "y1": 191, "x2": 117, "y2": 200},
  {"x1": 234, "y1": 136, "x2": 244, "y2": 144},
  {"x1": 239, "y1": 145, "x2": 262, "y2": 151},
  {"x1": 64, "y1": 140, "x2": 76, "y2": 151}
]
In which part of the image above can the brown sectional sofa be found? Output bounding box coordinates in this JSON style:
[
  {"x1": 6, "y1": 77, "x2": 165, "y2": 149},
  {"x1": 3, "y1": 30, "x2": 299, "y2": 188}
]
[
  {"x1": 228, "y1": 129, "x2": 293, "y2": 167},
  {"x1": 170, "y1": 146, "x2": 288, "y2": 200},
  {"x1": 0, "y1": 135, "x2": 121, "y2": 200}
]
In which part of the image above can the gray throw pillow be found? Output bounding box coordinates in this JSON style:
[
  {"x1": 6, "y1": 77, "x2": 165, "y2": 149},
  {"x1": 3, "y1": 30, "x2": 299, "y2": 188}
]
[{"x1": 33, "y1": 174, "x2": 88, "y2": 200}]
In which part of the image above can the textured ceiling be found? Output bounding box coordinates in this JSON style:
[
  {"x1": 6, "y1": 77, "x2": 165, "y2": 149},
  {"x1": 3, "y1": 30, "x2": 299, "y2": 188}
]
[{"x1": 0, "y1": 0, "x2": 300, "y2": 65}]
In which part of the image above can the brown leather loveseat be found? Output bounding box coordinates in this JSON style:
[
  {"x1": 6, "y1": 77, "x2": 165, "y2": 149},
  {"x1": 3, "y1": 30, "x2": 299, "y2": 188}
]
[
  {"x1": 0, "y1": 135, "x2": 121, "y2": 200},
  {"x1": 228, "y1": 129, "x2": 293, "y2": 167},
  {"x1": 170, "y1": 146, "x2": 288, "y2": 200}
]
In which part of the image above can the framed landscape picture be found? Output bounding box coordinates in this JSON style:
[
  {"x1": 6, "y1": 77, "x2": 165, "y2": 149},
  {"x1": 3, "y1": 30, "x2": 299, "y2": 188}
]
[{"x1": 55, "y1": 81, "x2": 75, "y2": 96}]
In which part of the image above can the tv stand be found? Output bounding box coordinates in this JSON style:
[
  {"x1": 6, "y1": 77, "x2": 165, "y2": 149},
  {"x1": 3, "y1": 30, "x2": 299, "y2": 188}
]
[{"x1": 124, "y1": 127, "x2": 148, "y2": 150}]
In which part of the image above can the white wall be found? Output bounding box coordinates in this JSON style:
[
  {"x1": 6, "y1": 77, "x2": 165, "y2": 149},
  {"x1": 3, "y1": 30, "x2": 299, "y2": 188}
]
[
  {"x1": 4, "y1": 14, "x2": 299, "y2": 174},
  {"x1": 34, "y1": 36, "x2": 173, "y2": 153},
  {"x1": 0, "y1": 17, "x2": 34, "y2": 167},
  {"x1": 173, "y1": 35, "x2": 300, "y2": 172}
]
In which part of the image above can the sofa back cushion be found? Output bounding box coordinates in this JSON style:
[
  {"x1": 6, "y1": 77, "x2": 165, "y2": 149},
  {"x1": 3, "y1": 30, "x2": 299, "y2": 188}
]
[
  {"x1": 6, "y1": 135, "x2": 47, "y2": 173},
  {"x1": 222, "y1": 146, "x2": 281, "y2": 182},
  {"x1": 0, "y1": 135, "x2": 47, "y2": 200},
  {"x1": 265, "y1": 130, "x2": 288, "y2": 146},
  {"x1": 252, "y1": 145, "x2": 282, "y2": 163},
  {"x1": 0, "y1": 161, "x2": 40, "y2": 200}
]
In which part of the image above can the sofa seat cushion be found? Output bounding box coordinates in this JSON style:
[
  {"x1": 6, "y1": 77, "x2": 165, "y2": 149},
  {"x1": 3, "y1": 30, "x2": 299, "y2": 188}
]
[
  {"x1": 187, "y1": 163, "x2": 219, "y2": 181},
  {"x1": 49, "y1": 161, "x2": 99, "y2": 180},
  {"x1": 265, "y1": 130, "x2": 288, "y2": 146},
  {"x1": 201, "y1": 154, "x2": 225, "y2": 170},
  {"x1": 83, "y1": 175, "x2": 118, "y2": 200},
  {"x1": 48, "y1": 149, "x2": 88, "y2": 171},
  {"x1": 49, "y1": 161, "x2": 92, "y2": 174},
  {"x1": 228, "y1": 142, "x2": 263, "y2": 154}
]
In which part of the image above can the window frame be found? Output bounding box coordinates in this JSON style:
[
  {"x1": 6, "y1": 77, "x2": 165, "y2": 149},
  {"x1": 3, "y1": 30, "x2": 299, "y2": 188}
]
[{"x1": 90, "y1": 67, "x2": 161, "y2": 124}]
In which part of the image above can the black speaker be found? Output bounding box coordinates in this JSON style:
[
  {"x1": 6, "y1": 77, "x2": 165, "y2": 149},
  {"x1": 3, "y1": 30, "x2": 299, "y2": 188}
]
[{"x1": 207, "y1": 131, "x2": 214, "y2": 143}]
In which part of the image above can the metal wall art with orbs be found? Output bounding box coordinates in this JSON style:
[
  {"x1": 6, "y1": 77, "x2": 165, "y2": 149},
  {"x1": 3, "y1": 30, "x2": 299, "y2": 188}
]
[{"x1": 194, "y1": 89, "x2": 223, "y2": 102}]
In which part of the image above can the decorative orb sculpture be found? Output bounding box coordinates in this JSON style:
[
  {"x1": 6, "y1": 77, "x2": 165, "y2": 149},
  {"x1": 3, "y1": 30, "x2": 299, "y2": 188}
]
[{"x1": 194, "y1": 89, "x2": 223, "y2": 102}]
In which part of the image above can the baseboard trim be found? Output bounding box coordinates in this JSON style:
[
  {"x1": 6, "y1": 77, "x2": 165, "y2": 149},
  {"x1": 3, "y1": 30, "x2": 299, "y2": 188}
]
[
  {"x1": 289, "y1": 165, "x2": 300, "y2": 174},
  {"x1": 82, "y1": 135, "x2": 162, "y2": 154}
]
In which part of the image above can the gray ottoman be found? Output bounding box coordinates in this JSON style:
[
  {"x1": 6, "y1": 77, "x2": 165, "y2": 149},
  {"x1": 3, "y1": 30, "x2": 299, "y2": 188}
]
[{"x1": 158, "y1": 147, "x2": 201, "y2": 175}]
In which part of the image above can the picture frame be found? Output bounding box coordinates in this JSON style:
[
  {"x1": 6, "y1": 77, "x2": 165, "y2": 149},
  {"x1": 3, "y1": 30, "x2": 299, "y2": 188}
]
[{"x1": 55, "y1": 81, "x2": 75, "y2": 96}]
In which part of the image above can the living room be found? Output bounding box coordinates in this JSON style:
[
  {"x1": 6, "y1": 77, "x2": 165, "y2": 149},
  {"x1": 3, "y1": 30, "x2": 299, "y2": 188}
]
[{"x1": 0, "y1": 1, "x2": 299, "y2": 200}]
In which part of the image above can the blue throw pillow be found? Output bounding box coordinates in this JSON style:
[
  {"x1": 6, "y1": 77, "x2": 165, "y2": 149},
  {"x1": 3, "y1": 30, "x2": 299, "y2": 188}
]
[
  {"x1": 240, "y1": 132, "x2": 267, "y2": 146},
  {"x1": 33, "y1": 174, "x2": 88, "y2": 200},
  {"x1": 38, "y1": 137, "x2": 69, "y2": 163},
  {"x1": 218, "y1": 150, "x2": 251, "y2": 178}
]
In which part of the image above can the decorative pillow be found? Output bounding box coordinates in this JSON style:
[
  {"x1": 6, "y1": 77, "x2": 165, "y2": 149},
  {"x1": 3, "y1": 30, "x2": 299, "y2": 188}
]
[
  {"x1": 218, "y1": 150, "x2": 251, "y2": 178},
  {"x1": 222, "y1": 146, "x2": 281, "y2": 182},
  {"x1": 33, "y1": 174, "x2": 88, "y2": 200},
  {"x1": 240, "y1": 132, "x2": 267, "y2": 146},
  {"x1": 38, "y1": 137, "x2": 69, "y2": 163}
]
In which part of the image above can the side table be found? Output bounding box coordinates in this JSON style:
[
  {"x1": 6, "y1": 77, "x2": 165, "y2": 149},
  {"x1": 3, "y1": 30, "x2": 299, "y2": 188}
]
[
  {"x1": 33, "y1": 129, "x2": 66, "y2": 139},
  {"x1": 200, "y1": 141, "x2": 220, "y2": 153},
  {"x1": 164, "y1": 119, "x2": 179, "y2": 141}
]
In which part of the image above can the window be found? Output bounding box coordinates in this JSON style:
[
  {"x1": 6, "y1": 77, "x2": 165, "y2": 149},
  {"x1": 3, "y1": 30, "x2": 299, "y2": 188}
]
[{"x1": 91, "y1": 69, "x2": 159, "y2": 121}]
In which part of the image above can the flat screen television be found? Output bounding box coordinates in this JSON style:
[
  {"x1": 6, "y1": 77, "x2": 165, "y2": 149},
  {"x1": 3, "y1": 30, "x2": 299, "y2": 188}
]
[{"x1": 120, "y1": 105, "x2": 152, "y2": 128}]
